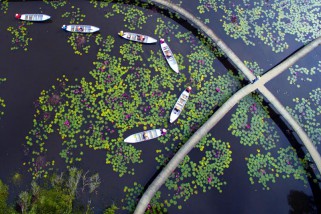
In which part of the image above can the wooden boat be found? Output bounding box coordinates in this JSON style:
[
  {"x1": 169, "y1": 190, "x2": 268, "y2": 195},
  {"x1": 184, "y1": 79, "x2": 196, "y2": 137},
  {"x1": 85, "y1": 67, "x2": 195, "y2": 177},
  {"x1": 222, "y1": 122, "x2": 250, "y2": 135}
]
[
  {"x1": 124, "y1": 129, "x2": 167, "y2": 143},
  {"x1": 15, "y1": 13, "x2": 51, "y2": 22},
  {"x1": 61, "y1": 25, "x2": 100, "y2": 33},
  {"x1": 118, "y1": 31, "x2": 157, "y2": 44},
  {"x1": 160, "y1": 38, "x2": 179, "y2": 73},
  {"x1": 170, "y1": 87, "x2": 192, "y2": 123}
]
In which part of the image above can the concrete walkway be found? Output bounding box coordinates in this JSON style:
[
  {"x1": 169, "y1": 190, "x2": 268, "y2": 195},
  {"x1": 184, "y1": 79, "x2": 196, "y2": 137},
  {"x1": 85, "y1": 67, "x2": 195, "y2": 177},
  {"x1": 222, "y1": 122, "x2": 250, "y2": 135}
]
[{"x1": 134, "y1": 1, "x2": 321, "y2": 213}]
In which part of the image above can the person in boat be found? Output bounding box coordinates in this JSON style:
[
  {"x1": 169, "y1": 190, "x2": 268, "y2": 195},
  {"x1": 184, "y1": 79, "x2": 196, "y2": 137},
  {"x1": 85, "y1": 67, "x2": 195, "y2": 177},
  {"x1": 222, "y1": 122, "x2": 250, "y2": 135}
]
[
  {"x1": 161, "y1": 128, "x2": 167, "y2": 136},
  {"x1": 140, "y1": 35, "x2": 145, "y2": 41},
  {"x1": 165, "y1": 51, "x2": 172, "y2": 58},
  {"x1": 143, "y1": 132, "x2": 149, "y2": 140},
  {"x1": 186, "y1": 86, "x2": 192, "y2": 93},
  {"x1": 174, "y1": 105, "x2": 181, "y2": 112},
  {"x1": 78, "y1": 26, "x2": 84, "y2": 32},
  {"x1": 160, "y1": 38, "x2": 165, "y2": 44}
]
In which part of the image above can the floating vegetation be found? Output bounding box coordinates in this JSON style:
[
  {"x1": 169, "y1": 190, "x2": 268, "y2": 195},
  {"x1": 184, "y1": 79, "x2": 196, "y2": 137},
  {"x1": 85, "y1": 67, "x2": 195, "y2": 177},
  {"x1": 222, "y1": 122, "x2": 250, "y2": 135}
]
[
  {"x1": 0, "y1": 0, "x2": 8, "y2": 14},
  {"x1": 243, "y1": 60, "x2": 265, "y2": 78},
  {"x1": 43, "y1": 0, "x2": 67, "y2": 9},
  {"x1": 246, "y1": 147, "x2": 308, "y2": 190},
  {"x1": 197, "y1": 0, "x2": 218, "y2": 15},
  {"x1": 122, "y1": 182, "x2": 167, "y2": 213},
  {"x1": 7, "y1": 23, "x2": 33, "y2": 51},
  {"x1": 287, "y1": 61, "x2": 321, "y2": 88},
  {"x1": 228, "y1": 95, "x2": 279, "y2": 150},
  {"x1": 154, "y1": 18, "x2": 179, "y2": 42},
  {"x1": 0, "y1": 78, "x2": 6, "y2": 121},
  {"x1": 286, "y1": 88, "x2": 321, "y2": 147},
  {"x1": 123, "y1": 135, "x2": 232, "y2": 211},
  {"x1": 61, "y1": 6, "x2": 98, "y2": 55},
  {"x1": 196, "y1": 0, "x2": 321, "y2": 52},
  {"x1": 111, "y1": 3, "x2": 152, "y2": 30}
]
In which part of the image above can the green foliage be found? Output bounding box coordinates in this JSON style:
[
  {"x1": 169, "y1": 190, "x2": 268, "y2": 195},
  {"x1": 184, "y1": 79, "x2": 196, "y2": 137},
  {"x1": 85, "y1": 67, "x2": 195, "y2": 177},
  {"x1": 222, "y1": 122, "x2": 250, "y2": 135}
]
[
  {"x1": 287, "y1": 61, "x2": 321, "y2": 88},
  {"x1": 43, "y1": 0, "x2": 67, "y2": 9},
  {"x1": 61, "y1": 6, "x2": 99, "y2": 55},
  {"x1": 246, "y1": 147, "x2": 308, "y2": 190},
  {"x1": 103, "y1": 204, "x2": 118, "y2": 214},
  {"x1": 0, "y1": 180, "x2": 17, "y2": 213},
  {"x1": 195, "y1": 0, "x2": 321, "y2": 52},
  {"x1": 7, "y1": 23, "x2": 33, "y2": 51},
  {"x1": 287, "y1": 88, "x2": 321, "y2": 146},
  {"x1": 0, "y1": 0, "x2": 8, "y2": 14},
  {"x1": 228, "y1": 95, "x2": 279, "y2": 150},
  {"x1": 111, "y1": 3, "x2": 152, "y2": 30},
  {"x1": 0, "y1": 78, "x2": 6, "y2": 120}
]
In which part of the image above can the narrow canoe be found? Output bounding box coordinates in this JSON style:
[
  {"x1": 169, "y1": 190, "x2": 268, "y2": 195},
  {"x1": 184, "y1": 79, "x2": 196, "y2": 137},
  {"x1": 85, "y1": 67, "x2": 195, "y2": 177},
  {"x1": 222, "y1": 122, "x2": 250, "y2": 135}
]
[
  {"x1": 170, "y1": 87, "x2": 192, "y2": 123},
  {"x1": 15, "y1": 13, "x2": 51, "y2": 22},
  {"x1": 62, "y1": 25, "x2": 100, "y2": 33},
  {"x1": 124, "y1": 129, "x2": 165, "y2": 143},
  {"x1": 160, "y1": 38, "x2": 179, "y2": 73},
  {"x1": 118, "y1": 31, "x2": 157, "y2": 44}
]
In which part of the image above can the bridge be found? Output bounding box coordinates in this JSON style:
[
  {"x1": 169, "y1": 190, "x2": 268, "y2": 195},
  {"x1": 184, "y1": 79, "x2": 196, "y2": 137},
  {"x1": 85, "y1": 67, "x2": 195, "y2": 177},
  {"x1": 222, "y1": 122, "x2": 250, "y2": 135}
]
[{"x1": 134, "y1": 1, "x2": 321, "y2": 213}]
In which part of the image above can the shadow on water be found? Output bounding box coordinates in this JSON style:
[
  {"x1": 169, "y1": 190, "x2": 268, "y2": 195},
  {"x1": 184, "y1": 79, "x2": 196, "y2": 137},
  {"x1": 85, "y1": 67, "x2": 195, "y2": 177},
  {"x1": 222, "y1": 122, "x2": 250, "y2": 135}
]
[{"x1": 288, "y1": 190, "x2": 317, "y2": 214}]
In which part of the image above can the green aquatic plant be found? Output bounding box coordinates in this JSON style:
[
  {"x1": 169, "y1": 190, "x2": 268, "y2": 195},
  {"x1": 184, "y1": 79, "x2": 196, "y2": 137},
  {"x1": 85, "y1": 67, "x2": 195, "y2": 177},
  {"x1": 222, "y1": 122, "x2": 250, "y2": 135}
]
[
  {"x1": 154, "y1": 18, "x2": 179, "y2": 42},
  {"x1": 287, "y1": 61, "x2": 321, "y2": 88},
  {"x1": 202, "y1": 0, "x2": 321, "y2": 52},
  {"x1": 62, "y1": 6, "x2": 99, "y2": 55},
  {"x1": 111, "y1": 3, "x2": 152, "y2": 30},
  {"x1": 286, "y1": 88, "x2": 321, "y2": 147},
  {"x1": 43, "y1": 0, "x2": 67, "y2": 9},
  {"x1": 246, "y1": 147, "x2": 308, "y2": 190},
  {"x1": 0, "y1": 0, "x2": 8, "y2": 14},
  {"x1": 139, "y1": 134, "x2": 233, "y2": 210},
  {"x1": 0, "y1": 78, "x2": 6, "y2": 120},
  {"x1": 7, "y1": 23, "x2": 33, "y2": 51},
  {"x1": 228, "y1": 94, "x2": 279, "y2": 150}
]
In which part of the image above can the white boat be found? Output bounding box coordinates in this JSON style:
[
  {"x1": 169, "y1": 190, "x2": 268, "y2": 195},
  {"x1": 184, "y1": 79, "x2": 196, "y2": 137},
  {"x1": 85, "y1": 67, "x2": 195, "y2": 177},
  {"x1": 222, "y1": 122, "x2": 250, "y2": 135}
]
[
  {"x1": 118, "y1": 31, "x2": 157, "y2": 44},
  {"x1": 124, "y1": 129, "x2": 167, "y2": 143},
  {"x1": 15, "y1": 13, "x2": 51, "y2": 22},
  {"x1": 170, "y1": 87, "x2": 192, "y2": 123},
  {"x1": 61, "y1": 25, "x2": 100, "y2": 33},
  {"x1": 160, "y1": 38, "x2": 179, "y2": 73}
]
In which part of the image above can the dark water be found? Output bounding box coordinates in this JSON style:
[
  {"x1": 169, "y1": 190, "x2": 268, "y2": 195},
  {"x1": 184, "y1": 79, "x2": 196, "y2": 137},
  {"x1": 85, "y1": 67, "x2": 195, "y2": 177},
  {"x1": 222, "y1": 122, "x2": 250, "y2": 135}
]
[{"x1": 0, "y1": 1, "x2": 320, "y2": 213}]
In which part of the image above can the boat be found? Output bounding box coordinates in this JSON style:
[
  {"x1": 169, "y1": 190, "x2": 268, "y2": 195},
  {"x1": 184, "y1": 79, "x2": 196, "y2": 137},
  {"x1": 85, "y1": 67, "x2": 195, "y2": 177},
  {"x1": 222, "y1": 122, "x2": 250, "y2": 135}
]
[
  {"x1": 124, "y1": 129, "x2": 167, "y2": 143},
  {"x1": 15, "y1": 13, "x2": 51, "y2": 22},
  {"x1": 61, "y1": 25, "x2": 100, "y2": 33},
  {"x1": 170, "y1": 86, "x2": 192, "y2": 123},
  {"x1": 160, "y1": 38, "x2": 179, "y2": 73},
  {"x1": 118, "y1": 31, "x2": 157, "y2": 44}
]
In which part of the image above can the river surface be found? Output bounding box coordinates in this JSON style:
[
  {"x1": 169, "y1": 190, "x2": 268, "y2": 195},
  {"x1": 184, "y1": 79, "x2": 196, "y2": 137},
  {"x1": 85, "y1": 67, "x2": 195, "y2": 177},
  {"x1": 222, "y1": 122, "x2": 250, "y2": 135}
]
[{"x1": 0, "y1": 1, "x2": 320, "y2": 213}]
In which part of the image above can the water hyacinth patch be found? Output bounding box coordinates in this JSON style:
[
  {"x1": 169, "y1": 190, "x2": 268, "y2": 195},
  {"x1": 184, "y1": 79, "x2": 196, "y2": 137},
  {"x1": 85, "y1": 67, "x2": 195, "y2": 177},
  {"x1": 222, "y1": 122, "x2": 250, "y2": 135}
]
[
  {"x1": 0, "y1": 78, "x2": 6, "y2": 120},
  {"x1": 228, "y1": 94, "x2": 280, "y2": 150},
  {"x1": 287, "y1": 61, "x2": 321, "y2": 88},
  {"x1": 111, "y1": 3, "x2": 152, "y2": 30},
  {"x1": 286, "y1": 88, "x2": 321, "y2": 147},
  {"x1": 0, "y1": 0, "x2": 8, "y2": 14},
  {"x1": 7, "y1": 22, "x2": 33, "y2": 51},
  {"x1": 196, "y1": 0, "x2": 321, "y2": 52},
  {"x1": 246, "y1": 147, "x2": 308, "y2": 190},
  {"x1": 43, "y1": 0, "x2": 67, "y2": 9},
  {"x1": 124, "y1": 136, "x2": 232, "y2": 211},
  {"x1": 122, "y1": 183, "x2": 167, "y2": 213},
  {"x1": 62, "y1": 6, "x2": 98, "y2": 55}
]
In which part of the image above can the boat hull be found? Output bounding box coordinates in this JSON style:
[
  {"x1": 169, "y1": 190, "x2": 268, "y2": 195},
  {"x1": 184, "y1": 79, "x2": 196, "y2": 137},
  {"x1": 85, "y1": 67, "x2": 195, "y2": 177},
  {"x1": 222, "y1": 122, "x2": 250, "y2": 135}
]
[
  {"x1": 124, "y1": 129, "x2": 162, "y2": 143},
  {"x1": 170, "y1": 90, "x2": 190, "y2": 123},
  {"x1": 119, "y1": 32, "x2": 157, "y2": 44},
  {"x1": 63, "y1": 25, "x2": 100, "y2": 33},
  {"x1": 160, "y1": 42, "x2": 179, "y2": 73},
  {"x1": 20, "y1": 14, "x2": 51, "y2": 22}
]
